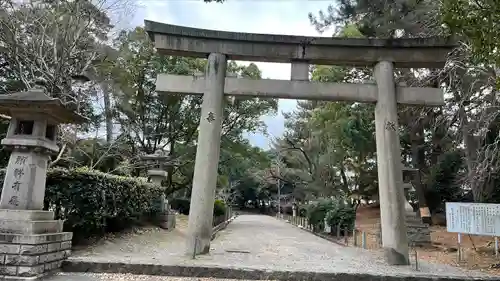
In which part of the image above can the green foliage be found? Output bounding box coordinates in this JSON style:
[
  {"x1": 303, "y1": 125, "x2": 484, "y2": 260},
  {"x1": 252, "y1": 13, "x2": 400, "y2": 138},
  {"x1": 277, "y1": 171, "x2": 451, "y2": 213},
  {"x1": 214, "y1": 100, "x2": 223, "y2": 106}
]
[
  {"x1": 0, "y1": 168, "x2": 162, "y2": 242},
  {"x1": 217, "y1": 140, "x2": 274, "y2": 208},
  {"x1": 306, "y1": 199, "x2": 336, "y2": 230},
  {"x1": 99, "y1": 27, "x2": 277, "y2": 197},
  {"x1": 0, "y1": 0, "x2": 113, "y2": 125},
  {"x1": 170, "y1": 197, "x2": 227, "y2": 217},
  {"x1": 304, "y1": 198, "x2": 355, "y2": 232},
  {"x1": 426, "y1": 151, "x2": 466, "y2": 210},
  {"x1": 325, "y1": 199, "x2": 356, "y2": 231},
  {"x1": 298, "y1": 204, "x2": 308, "y2": 217},
  {"x1": 213, "y1": 199, "x2": 227, "y2": 217},
  {"x1": 170, "y1": 198, "x2": 191, "y2": 215},
  {"x1": 309, "y1": 0, "x2": 442, "y2": 38},
  {"x1": 441, "y1": 0, "x2": 500, "y2": 69}
]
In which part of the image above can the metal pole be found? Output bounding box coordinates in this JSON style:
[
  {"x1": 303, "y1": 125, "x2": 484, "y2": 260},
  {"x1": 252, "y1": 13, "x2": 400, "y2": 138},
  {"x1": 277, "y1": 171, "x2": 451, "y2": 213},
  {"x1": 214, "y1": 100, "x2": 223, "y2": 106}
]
[
  {"x1": 277, "y1": 155, "x2": 281, "y2": 219},
  {"x1": 495, "y1": 237, "x2": 499, "y2": 258}
]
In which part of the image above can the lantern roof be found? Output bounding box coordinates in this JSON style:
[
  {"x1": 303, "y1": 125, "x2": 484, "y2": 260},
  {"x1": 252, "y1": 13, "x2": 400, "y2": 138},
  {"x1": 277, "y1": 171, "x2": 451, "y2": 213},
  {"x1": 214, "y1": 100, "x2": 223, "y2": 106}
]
[{"x1": 0, "y1": 89, "x2": 87, "y2": 124}]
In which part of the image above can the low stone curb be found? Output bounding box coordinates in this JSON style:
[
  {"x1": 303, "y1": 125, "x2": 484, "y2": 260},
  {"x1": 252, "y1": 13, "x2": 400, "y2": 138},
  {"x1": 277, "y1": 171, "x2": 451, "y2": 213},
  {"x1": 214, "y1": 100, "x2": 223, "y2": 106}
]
[
  {"x1": 279, "y1": 217, "x2": 347, "y2": 247},
  {"x1": 211, "y1": 215, "x2": 237, "y2": 241},
  {"x1": 303, "y1": 227, "x2": 347, "y2": 247},
  {"x1": 60, "y1": 261, "x2": 500, "y2": 281}
]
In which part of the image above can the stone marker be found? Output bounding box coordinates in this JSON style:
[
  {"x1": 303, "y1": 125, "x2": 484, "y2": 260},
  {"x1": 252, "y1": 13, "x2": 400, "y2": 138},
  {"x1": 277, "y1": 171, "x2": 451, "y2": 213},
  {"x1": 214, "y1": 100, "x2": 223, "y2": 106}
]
[
  {"x1": 0, "y1": 87, "x2": 86, "y2": 280},
  {"x1": 145, "y1": 20, "x2": 456, "y2": 263},
  {"x1": 141, "y1": 152, "x2": 176, "y2": 230},
  {"x1": 324, "y1": 217, "x2": 332, "y2": 233}
]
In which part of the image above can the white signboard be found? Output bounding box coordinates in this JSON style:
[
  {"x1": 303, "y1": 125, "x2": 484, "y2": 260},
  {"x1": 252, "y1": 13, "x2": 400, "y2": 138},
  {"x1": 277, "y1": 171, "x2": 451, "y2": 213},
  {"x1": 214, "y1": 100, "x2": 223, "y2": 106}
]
[{"x1": 446, "y1": 202, "x2": 500, "y2": 236}]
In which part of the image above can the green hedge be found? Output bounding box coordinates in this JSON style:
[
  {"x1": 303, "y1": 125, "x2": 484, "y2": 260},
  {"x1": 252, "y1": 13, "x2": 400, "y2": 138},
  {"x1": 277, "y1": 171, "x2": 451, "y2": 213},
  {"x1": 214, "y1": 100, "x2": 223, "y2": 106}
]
[
  {"x1": 306, "y1": 199, "x2": 335, "y2": 231},
  {"x1": 306, "y1": 198, "x2": 355, "y2": 232},
  {"x1": 0, "y1": 167, "x2": 163, "y2": 242},
  {"x1": 171, "y1": 198, "x2": 190, "y2": 215},
  {"x1": 171, "y1": 197, "x2": 227, "y2": 221},
  {"x1": 324, "y1": 199, "x2": 356, "y2": 232},
  {"x1": 213, "y1": 199, "x2": 227, "y2": 217}
]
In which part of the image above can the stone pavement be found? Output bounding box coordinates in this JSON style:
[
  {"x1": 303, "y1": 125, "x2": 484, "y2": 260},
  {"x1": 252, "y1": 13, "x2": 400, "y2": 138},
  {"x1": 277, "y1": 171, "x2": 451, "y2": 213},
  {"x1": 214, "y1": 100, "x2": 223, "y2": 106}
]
[{"x1": 61, "y1": 215, "x2": 499, "y2": 281}]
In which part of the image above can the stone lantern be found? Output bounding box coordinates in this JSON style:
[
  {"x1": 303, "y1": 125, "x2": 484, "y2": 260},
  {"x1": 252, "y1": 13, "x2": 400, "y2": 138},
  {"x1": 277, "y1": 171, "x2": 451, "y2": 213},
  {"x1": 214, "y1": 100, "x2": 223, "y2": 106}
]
[
  {"x1": 0, "y1": 87, "x2": 86, "y2": 279},
  {"x1": 402, "y1": 167, "x2": 431, "y2": 245},
  {"x1": 140, "y1": 152, "x2": 176, "y2": 230},
  {"x1": 141, "y1": 153, "x2": 169, "y2": 186}
]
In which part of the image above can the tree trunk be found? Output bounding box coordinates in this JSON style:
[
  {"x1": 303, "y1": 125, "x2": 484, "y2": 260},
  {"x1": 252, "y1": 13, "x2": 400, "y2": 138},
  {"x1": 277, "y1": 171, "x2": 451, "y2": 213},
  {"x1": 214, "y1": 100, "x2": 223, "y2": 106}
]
[
  {"x1": 430, "y1": 110, "x2": 445, "y2": 166},
  {"x1": 410, "y1": 120, "x2": 431, "y2": 222},
  {"x1": 459, "y1": 105, "x2": 480, "y2": 201},
  {"x1": 101, "y1": 82, "x2": 113, "y2": 143}
]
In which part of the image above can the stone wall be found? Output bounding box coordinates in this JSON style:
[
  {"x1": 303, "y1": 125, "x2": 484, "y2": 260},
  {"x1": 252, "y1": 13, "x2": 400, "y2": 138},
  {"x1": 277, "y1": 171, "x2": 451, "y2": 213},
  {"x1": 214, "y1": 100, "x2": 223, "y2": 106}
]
[{"x1": 0, "y1": 232, "x2": 72, "y2": 279}]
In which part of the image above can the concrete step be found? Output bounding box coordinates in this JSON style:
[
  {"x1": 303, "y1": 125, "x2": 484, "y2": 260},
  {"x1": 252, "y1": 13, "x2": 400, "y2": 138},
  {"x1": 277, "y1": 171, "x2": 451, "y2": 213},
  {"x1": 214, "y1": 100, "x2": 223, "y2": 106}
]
[{"x1": 61, "y1": 261, "x2": 498, "y2": 281}]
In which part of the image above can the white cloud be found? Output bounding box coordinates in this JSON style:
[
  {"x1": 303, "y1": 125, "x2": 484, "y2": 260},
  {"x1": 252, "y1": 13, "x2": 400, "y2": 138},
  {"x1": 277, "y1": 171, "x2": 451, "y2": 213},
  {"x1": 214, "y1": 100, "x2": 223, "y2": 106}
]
[{"x1": 130, "y1": 0, "x2": 331, "y2": 149}]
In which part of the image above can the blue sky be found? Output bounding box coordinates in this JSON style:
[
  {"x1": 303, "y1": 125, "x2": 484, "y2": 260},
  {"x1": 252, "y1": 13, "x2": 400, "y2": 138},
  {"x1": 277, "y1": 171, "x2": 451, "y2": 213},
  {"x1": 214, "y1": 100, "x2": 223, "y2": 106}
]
[{"x1": 127, "y1": 0, "x2": 332, "y2": 149}]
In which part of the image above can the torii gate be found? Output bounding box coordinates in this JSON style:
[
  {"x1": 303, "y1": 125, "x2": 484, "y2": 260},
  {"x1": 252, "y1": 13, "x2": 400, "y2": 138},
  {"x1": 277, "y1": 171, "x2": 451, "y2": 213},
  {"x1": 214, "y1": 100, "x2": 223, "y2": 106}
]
[{"x1": 145, "y1": 20, "x2": 455, "y2": 265}]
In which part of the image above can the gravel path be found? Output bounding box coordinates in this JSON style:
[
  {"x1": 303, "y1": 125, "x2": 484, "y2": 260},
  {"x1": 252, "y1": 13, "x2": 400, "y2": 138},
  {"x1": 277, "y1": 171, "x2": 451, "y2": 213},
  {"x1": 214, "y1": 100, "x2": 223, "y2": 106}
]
[{"x1": 68, "y1": 215, "x2": 495, "y2": 279}]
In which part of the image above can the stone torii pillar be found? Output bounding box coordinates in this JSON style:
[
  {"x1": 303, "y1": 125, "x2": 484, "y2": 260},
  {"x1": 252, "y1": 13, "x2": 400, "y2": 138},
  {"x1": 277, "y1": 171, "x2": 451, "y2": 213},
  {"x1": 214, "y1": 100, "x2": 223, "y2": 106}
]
[
  {"x1": 0, "y1": 87, "x2": 86, "y2": 279},
  {"x1": 373, "y1": 61, "x2": 410, "y2": 264},
  {"x1": 145, "y1": 20, "x2": 456, "y2": 262},
  {"x1": 185, "y1": 53, "x2": 227, "y2": 255}
]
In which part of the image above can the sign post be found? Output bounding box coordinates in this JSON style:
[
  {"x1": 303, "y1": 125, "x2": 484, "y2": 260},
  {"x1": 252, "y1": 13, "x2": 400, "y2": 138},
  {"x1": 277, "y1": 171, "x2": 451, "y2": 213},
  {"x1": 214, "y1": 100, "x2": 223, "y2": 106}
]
[
  {"x1": 445, "y1": 202, "x2": 500, "y2": 235},
  {"x1": 446, "y1": 202, "x2": 500, "y2": 262}
]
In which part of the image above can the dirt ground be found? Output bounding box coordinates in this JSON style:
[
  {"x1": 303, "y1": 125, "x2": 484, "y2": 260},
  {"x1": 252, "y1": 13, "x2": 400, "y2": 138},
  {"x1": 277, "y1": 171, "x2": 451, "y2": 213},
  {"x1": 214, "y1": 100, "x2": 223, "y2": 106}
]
[
  {"x1": 72, "y1": 215, "x2": 190, "y2": 253},
  {"x1": 354, "y1": 205, "x2": 500, "y2": 275}
]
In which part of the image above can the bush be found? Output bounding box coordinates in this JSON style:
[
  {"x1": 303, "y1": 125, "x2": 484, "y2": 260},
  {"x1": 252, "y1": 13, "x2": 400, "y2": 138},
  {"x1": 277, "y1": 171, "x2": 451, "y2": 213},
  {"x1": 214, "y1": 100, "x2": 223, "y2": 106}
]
[
  {"x1": 171, "y1": 198, "x2": 190, "y2": 215},
  {"x1": 213, "y1": 199, "x2": 227, "y2": 217},
  {"x1": 0, "y1": 167, "x2": 163, "y2": 243},
  {"x1": 306, "y1": 199, "x2": 335, "y2": 231},
  {"x1": 298, "y1": 204, "x2": 308, "y2": 217},
  {"x1": 324, "y1": 199, "x2": 356, "y2": 232},
  {"x1": 306, "y1": 198, "x2": 355, "y2": 233},
  {"x1": 171, "y1": 197, "x2": 227, "y2": 218}
]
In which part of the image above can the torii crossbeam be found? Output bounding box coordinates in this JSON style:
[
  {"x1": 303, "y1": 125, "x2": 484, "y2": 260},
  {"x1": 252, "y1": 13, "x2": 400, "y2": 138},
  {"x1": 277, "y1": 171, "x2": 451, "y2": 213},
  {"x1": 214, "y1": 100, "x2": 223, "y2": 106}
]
[
  {"x1": 156, "y1": 74, "x2": 444, "y2": 105},
  {"x1": 145, "y1": 20, "x2": 456, "y2": 265}
]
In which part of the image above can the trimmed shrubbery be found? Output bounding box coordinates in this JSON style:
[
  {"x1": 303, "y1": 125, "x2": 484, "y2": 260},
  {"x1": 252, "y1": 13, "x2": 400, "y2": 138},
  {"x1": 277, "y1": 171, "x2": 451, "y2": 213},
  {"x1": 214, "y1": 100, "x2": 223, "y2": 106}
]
[
  {"x1": 213, "y1": 199, "x2": 227, "y2": 217},
  {"x1": 306, "y1": 198, "x2": 355, "y2": 233},
  {"x1": 0, "y1": 167, "x2": 163, "y2": 243},
  {"x1": 170, "y1": 198, "x2": 191, "y2": 215},
  {"x1": 0, "y1": 167, "x2": 232, "y2": 243},
  {"x1": 324, "y1": 199, "x2": 356, "y2": 233},
  {"x1": 306, "y1": 199, "x2": 335, "y2": 231},
  {"x1": 170, "y1": 197, "x2": 228, "y2": 218},
  {"x1": 170, "y1": 197, "x2": 228, "y2": 226}
]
